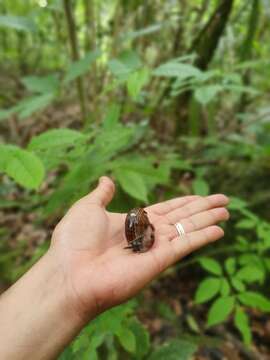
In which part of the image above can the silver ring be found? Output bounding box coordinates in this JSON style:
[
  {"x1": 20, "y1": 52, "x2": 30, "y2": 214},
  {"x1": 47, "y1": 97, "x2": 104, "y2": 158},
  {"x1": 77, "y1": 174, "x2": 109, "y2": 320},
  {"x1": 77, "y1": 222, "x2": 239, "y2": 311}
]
[{"x1": 175, "y1": 222, "x2": 185, "y2": 237}]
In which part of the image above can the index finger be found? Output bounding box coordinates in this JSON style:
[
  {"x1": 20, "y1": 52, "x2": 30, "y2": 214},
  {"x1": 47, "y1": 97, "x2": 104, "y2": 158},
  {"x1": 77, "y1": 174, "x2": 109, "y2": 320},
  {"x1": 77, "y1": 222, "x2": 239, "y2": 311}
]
[{"x1": 146, "y1": 195, "x2": 200, "y2": 215}]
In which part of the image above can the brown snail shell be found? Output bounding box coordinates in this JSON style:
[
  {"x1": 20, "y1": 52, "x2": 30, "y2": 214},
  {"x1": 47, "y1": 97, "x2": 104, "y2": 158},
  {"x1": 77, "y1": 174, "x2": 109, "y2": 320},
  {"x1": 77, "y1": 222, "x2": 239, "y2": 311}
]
[{"x1": 124, "y1": 208, "x2": 155, "y2": 253}]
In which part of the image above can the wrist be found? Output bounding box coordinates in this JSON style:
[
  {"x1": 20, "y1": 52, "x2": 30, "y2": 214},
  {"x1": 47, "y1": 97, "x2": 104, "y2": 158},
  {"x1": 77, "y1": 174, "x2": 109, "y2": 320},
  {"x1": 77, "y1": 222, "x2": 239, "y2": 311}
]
[{"x1": 0, "y1": 248, "x2": 91, "y2": 359}]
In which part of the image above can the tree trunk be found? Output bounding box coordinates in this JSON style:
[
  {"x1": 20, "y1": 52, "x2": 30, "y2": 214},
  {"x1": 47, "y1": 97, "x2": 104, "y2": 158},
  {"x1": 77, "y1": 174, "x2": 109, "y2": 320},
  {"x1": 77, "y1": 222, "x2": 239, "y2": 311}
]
[
  {"x1": 237, "y1": 0, "x2": 260, "y2": 118},
  {"x1": 63, "y1": 0, "x2": 87, "y2": 120},
  {"x1": 176, "y1": 0, "x2": 234, "y2": 135}
]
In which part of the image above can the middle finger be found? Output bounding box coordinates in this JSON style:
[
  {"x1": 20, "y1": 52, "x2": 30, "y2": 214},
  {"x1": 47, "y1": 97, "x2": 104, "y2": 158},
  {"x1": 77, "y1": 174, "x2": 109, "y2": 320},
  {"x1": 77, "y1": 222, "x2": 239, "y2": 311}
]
[{"x1": 166, "y1": 194, "x2": 229, "y2": 224}]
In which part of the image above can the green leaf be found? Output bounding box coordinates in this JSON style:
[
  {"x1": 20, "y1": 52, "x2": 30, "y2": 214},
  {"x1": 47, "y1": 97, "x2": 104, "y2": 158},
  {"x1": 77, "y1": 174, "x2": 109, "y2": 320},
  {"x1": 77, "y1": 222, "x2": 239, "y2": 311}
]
[
  {"x1": 28, "y1": 129, "x2": 85, "y2": 151},
  {"x1": 64, "y1": 50, "x2": 101, "y2": 83},
  {"x1": 21, "y1": 75, "x2": 59, "y2": 94},
  {"x1": 220, "y1": 278, "x2": 231, "y2": 297},
  {"x1": 236, "y1": 219, "x2": 256, "y2": 229},
  {"x1": 122, "y1": 23, "x2": 163, "y2": 41},
  {"x1": 236, "y1": 265, "x2": 264, "y2": 283},
  {"x1": 198, "y1": 257, "x2": 223, "y2": 276},
  {"x1": 156, "y1": 302, "x2": 175, "y2": 321},
  {"x1": 194, "y1": 85, "x2": 222, "y2": 105},
  {"x1": 192, "y1": 178, "x2": 209, "y2": 196},
  {"x1": 0, "y1": 145, "x2": 44, "y2": 189},
  {"x1": 0, "y1": 107, "x2": 18, "y2": 122},
  {"x1": 207, "y1": 296, "x2": 235, "y2": 327},
  {"x1": 0, "y1": 15, "x2": 36, "y2": 32},
  {"x1": 114, "y1": 169, "x2": 148, "y2": 202},
  {"x1": 103, "y1": 103, "x2": 121, "y2": 130},
  {"x1": 231, "y1": 278, "x2": 246, "y2": 293},
  {"x1": 153, "y1": 62, "x2": 202, "y2": 79},
  {"x1": 225, "y1": 258, "x2": 236, "y2": 275},
  {"x1": 228, "y1": 197, "x2": 247, "y2": 210},
  {"x1": 149, "y1": 339, "x2": 197, "y2": 360},
  {"x1": 127, "y1": 68, "x2": 150, "y2": 99},
  {"x1": 129, "y1": 319, "x2": 150, "y2": 358},
  {"x1": 108, "y1": 50, "x2": 141, "y2": 78},
  {"x1": 116, "y1": 327, "x2": 136, "y2": 353},
  {"x1": 234, "y1": 306, "x2": 252, "y2": 345},
  {"x1": 238, "y1": 292, "x2": 270, "y2": 312},
  {"x1": 195, "y1": 277, "x2": 221, "y2": 304},
  {"x1": 18, "y1": 93, "x2": 55, "y2": 119}
]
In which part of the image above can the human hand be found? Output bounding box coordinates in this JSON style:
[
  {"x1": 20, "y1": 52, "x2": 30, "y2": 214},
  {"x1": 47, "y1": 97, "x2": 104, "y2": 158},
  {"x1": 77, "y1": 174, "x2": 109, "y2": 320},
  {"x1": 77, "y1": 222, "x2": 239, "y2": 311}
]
[{"x1": 51, "y1": 176, "x2": 229, "y2": 323}]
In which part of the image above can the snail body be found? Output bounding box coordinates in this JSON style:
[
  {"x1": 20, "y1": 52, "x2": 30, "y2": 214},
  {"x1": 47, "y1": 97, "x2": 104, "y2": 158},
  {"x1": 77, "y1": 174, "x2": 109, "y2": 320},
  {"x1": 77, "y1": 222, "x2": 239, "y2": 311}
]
[{"x1": 124, "y1": 208, "x2": 155, "y2": 253}]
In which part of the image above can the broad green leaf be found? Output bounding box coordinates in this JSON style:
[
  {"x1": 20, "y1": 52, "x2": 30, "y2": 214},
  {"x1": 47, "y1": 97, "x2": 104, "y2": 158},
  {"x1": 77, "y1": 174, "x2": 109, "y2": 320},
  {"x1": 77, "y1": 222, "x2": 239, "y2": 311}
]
[
  {"x1": 195, "y1": 277, "x2": 221, "y2": 304},
  {"x1": 18, "y1": 93, "x2": 55, "y2": 118},
  {"x1": 21, "y1": 75, "x2": 59, "y2": 94},
  {"x1": 116, "y1": 327, "x2": 136, "y2": 353},
  {"x1": 231, "y1": 278, "x2": 246, "y2": 292},
  {"x1": 220, "y1": 278, "x2": 231, "y2": 297},
  {"x1": 28, "y1": 129, "x2": 85, "y2": 151},
  {"x1": 0, "y1": 15, "x2": 36, "y2": 32},
  {"x1": 236, "y1": 219, "x2": 256, "y2": 229},
  {"x1": 198, "y1": 257, "x2": 223, "y2": 276},
  {"x1": 207, "y1": 296, "x2": 235, "y2": 327},
  {"x1": 127, "y1": 68, "x2": 150, "y2": 99},
  {"x1": 114, "y1": 169, "x2": 148, "y2": 202},
  {"x1": 194, "y1": 85, "x2": 222, "y2": 105},
  {"x1": 94, "y1": 125, "x2": 134, "y2": 157},
  {"x1": 228, "y1": 197, "x2": 247, "y2": 210},
  {"x1": 225, "y1": 258, "x2": 236, "y2": 275},
  {"x1": 192, "y1": 178, "x2": 209, "y2": 196},
  {"x1": 153, "y1": 62, "x2": 202, "y2": 79},
  {"x1": 64, "y1": 50, "x2": 101, "y2": 83},
  {"x1": 0, "y1": 145, "x2": 44, "y2": 189},
  {"x1": 58, "y1": 347, "x2": 74, "y2": 360},
  {"x1": 234, "y1": 306, "x2": 252, "y2": 345},
  {"x1": 103, "y1": 103, "x2": 121, "y2": 130},
  {"x1": 238, "y1": 292, "x2": 270, "y2": 312},
  {"x1": 149, "y1": 339, "x2": 197, "y2": 360},
  {"x1": 236, "y1": 265, "x2": 264, "y2": 283},
  {"x1": 108, "y1": 50, "x2": 141, "y2": 78},
  {"x1": 129, "y1": 319, "x2": 150, "y2": 358}
]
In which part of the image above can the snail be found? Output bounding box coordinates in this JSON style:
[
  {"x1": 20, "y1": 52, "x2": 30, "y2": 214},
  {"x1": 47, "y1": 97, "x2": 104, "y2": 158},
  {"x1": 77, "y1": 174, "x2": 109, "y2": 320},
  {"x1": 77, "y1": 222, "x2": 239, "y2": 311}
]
[{"x1": 124, "y1": 208, "x2": 155, "y2": 253}]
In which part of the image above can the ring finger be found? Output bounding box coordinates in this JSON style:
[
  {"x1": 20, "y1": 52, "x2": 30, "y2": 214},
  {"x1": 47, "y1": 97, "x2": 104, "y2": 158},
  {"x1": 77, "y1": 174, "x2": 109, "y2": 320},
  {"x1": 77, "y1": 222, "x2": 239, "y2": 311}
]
[{"x1": 167, "y1": 207, "x2": 229, "y2": 240}]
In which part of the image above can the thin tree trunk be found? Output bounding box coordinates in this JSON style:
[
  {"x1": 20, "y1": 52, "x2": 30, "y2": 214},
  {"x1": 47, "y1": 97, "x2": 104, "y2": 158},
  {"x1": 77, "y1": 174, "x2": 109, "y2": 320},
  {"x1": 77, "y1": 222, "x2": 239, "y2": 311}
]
[
  {"x1": 176, "y1": 0, "x2": 234, "y2": 135},
  {"x1": 63, "y1": 0, "x2": 87, "y2": 120},
  {"x1": 191, "y1": 0, "x2": 234, "y2": 70},
  {"x1": 237, "y1": 0, "x2": 260, "y2": 117}
]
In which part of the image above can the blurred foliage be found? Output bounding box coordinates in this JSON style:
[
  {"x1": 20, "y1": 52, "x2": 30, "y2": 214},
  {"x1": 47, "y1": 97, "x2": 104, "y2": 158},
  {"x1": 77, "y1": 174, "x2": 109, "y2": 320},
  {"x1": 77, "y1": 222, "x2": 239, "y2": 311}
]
[{"x1": 1, "y1": 0, "x2": 270, "y2": 358}]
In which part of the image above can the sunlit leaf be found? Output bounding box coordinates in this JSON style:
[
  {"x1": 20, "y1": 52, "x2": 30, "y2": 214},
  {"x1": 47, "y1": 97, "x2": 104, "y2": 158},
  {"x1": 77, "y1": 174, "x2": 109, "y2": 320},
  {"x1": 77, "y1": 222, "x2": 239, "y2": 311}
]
[
  {"x1": 114, "y1": 169, "x2": 148, "y2": 202},
  {"x1": 28, "y1": 128, "x2": 85, "y2": 151},
  {"x1": 198, "y1": 257, "x2": 223, "y2": 276},
  {"x1": 195, "y1": 277, "x2": 221, "y2": 304},
  {"x1": 0, "y1": 145, "x2": 44, "y2": 189},
  {"x1": 238, "y1": 292, "x2": 270, "y2": 312},
  {"x1": 234, "y1": 306, "x2": 252, "y2": 345},
  {"x1": 207, "y1": 296, "x2": 235, "y2": 327}
]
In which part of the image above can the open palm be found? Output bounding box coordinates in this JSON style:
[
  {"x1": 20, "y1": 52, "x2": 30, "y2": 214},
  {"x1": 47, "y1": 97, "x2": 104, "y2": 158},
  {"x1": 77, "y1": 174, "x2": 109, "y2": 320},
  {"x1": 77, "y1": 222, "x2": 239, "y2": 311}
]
[{"x1": 51, "y1": 177, "x2": 229, "y2": 321}]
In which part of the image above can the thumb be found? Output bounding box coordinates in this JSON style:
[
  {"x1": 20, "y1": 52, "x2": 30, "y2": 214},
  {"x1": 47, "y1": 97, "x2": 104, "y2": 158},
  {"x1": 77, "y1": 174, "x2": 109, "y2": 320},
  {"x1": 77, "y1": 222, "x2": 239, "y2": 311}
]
[{"x1": 87, "y1": 176, "x2": 115, "y2": 207}]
